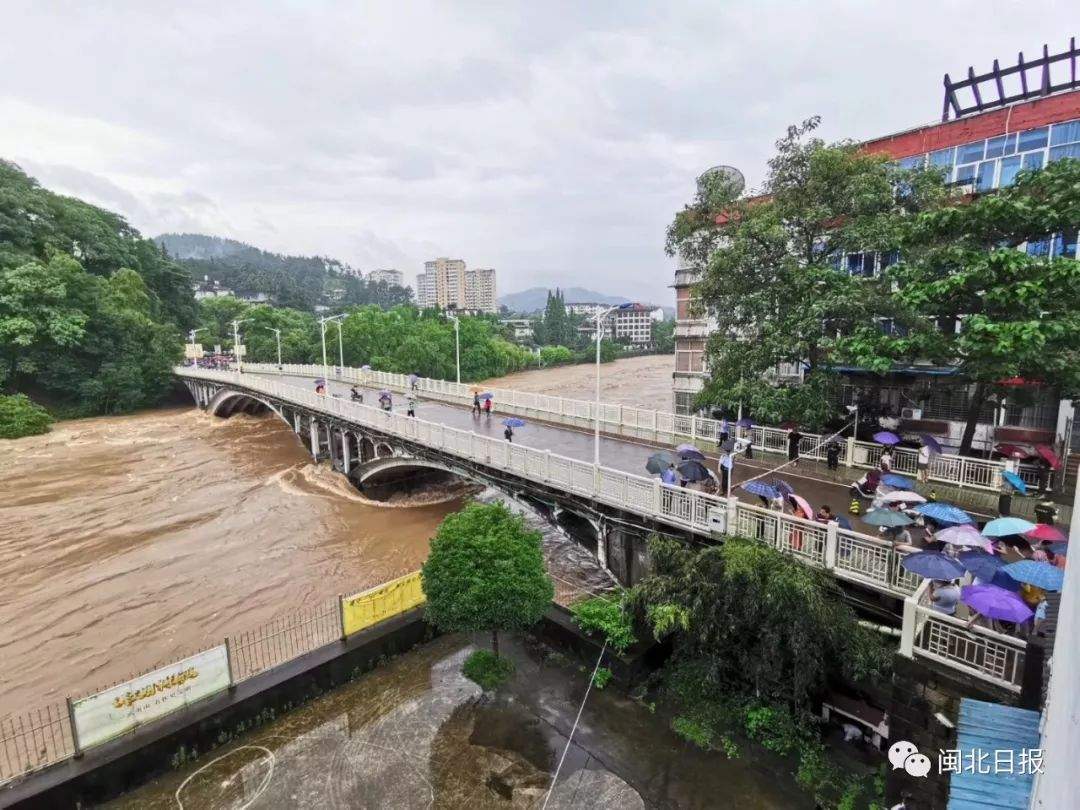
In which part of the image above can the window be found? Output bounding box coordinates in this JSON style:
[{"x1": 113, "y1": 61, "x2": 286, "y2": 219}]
[
  {"x1": 976, "y1": 161, "x2": 996, "y2": 191},
  {"x1": 880, "y1": 249, "x2": 899, "y2": 270},
  {"x1": 1023, "y1": 152, "x2": 1044, "y2": 171},
  {"x1": 1027, "y1": 236, "x2": 1051, "y2": 257},
  {"x1": 985, "y1": 133, "x2": 1017, "y2": 158},
  {"x1": 929, "y1": 147, "x2": 954, "y2": 168},
  {"x1": 1050, "y1": 143, "x2": 1080, "y2": 162},
  {"x1": 1017, "y1": 127, "x2": 1049, "y2": 152},
  {"x1": 957, "y1": 141, "x2": 985, "y2": 164},
  {"x1": 1054, "y1": 228, "x2": 1078, "y2": 259},
  {"x1": 1051, "y1": 120, "x2": 1080, "y2": 146},
  {"x1": 999, "y1": 155, "x2": 1022, "y2": 186},
  {"x1": 954, "y1": 164, "x2": 976, "y2": 185},
  {"x1": 897, "y1": 155, "x2": 923, "y2": 170},
  {"x1": 848, "y1": 252, "x2": 875, "y2": 277}
]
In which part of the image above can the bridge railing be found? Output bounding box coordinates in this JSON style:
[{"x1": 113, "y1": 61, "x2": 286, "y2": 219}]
[
  {"x1": 236, "y1": 362, "x2": 1025, "y2": 493},
  {"x1": 178, "y1": 367, "x2": 1029, "y2": 697}
]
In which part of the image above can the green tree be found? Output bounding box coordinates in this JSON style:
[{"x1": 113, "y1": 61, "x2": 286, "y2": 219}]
[
  {"x1": 421, "y1": 502, "x2": 554, "y2": 658},
  {"x1": 838, "y1": 158, "x2": 1080, "y2": 452},
  {"x1": 666, "y1": 119, "x2": 944, "y2": 429},
  {"x1": 0, "y1": 393, "x2": 52, "y2": 438},
  {"x1": 653, "y1": 318, "x2": 675, "y2": 354}
]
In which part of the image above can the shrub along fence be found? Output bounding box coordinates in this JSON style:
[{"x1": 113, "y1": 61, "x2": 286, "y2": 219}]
[{"x1": 0, "y1": 572, "x2": 423, "y2": 786}]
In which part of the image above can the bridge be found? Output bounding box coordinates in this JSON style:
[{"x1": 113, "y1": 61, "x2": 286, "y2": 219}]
[{"x1": 175, "y1": 364, "x2": 1029, "y2": 695}]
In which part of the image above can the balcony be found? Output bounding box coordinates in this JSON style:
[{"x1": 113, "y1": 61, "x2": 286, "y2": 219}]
[{"x1": 674, "y1": 321, "x2": 710, "y2": 339}]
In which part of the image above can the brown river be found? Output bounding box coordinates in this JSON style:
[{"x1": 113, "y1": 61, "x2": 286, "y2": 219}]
[{"x1": 0, "y1": 356, "x2": 672, "y2": 718}]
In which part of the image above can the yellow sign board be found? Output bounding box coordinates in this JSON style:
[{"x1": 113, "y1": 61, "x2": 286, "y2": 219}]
[{"x1": 342, "y1": 571, "x2": 425, "y2": 636}]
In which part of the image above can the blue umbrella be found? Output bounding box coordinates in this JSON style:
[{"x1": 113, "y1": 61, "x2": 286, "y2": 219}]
[
  {"x1": 736, "y1": 418, "x2": 754, "y2": 428},
  {"x1": 863, "y1": 509, "x2": 914, "y2": 528},
  {"x1": 982, "y1": 517, "x2": 1036, "y2": 537},
  {"x1": 913, "y1": 502, "x2": 973, "y2": 525},
  {"x1": 1048, "y1": 542, "x2": 1069, "y2": 555},
  {"x1": 772, "y1": 480, "x2": 795, "y2": 497},
  {"x1": 990, "y1": 570, "x2": 1022, "y2": 592},
  {"x1": 478, "y1": 392, "x2": 494, "y2": 401},
  {"x1": 958, "y1": 550, "x2": 1006, "y2": 581},
  {"x1": 874, "y1": 431, "x2": 901, "y2": 445},
  {"x1": 921, "y1": 434, "x2": 943, "y2": 454},
  {"x1": 502, "y1": 417, "x2": 525, "y2": 428},
  {"x1": 1002, "y1": 560, "x2": 1065, "y2": 591},
  {"x1": 1001, "y1": 471, "x2": 1027, "y2": 495},
  {"x1": 677, "y1": 459, "x2": 712, "y2": 483},
  {"x1": 742, "y1": 481, "x2": 779, "y2": 499},
  {"x1": 676, "y1": 444, "x2": 706, "y2": 460},
  {"x1": 901, "y1": 551, "x2": 966, "y2": 580},
  {"x1": 646, "y1": 451, "x2": 680, "y2": 475},
  {"x1": 881, "y1": 473, "x2": 915, "y2": 489}
]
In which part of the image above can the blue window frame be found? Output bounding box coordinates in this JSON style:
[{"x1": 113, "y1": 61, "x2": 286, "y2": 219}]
[
  {"x1": 957, "y1": 141, "x2": 985, "y2": 164},
  {"x1": 976, "y1": 161, "x2": 996, "y2": 191},
  {"x1": 1023, "y1": 152, "x2": 1044, "y2": 171},
  {"x1": 1050, "y1": 143, "x2": 1080, "y2": 162},
  {"x1": 1050, "y1": 120, "x2": 1080, "y2": 146},
  {"x1": 999, "y1": 155, "x2": 1022, "y2": 186},
  {"x1": 1017, "y1": 127, "x2": 1049, "y2": 152},
  {"x1": 1027, "y1": 236, "x2": 1051, "y2": 256}
]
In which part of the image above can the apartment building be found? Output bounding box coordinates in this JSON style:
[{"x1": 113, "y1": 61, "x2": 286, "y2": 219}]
[
  {"x1": 415, "y1": 258, "x2": 497, "y2": 313},
  {"x1": 578, "y1": 303, "x2": 663, "y2": 346},
  {"x1": 368, "y1": 268, "x2": 404, "y2": 286},
  {"x1": 672, "y1": 43, "x2": 1080, "y2": 453}
]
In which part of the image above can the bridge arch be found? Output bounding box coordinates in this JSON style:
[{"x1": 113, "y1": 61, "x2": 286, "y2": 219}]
[{"x1": 204, "y1": 387, "x2": 290, "y2": 428}]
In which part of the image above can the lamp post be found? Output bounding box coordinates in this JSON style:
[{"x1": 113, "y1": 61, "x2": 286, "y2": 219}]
[
  {"x1": 267, "y1": 327, "x2": 282, "y2": 371},
  {"x1": 592, "y1": 303, "x2": 632, "y2": 466},
  {"x1": 318, "y1": 314, "x2": 344, "y2": 383},
  {"x1": 230, "y1": 319, "x2": 249, "y2": 373},
  {"x1": 445, "y1": 312, "x2": 461, "y2": 384},
  {"x1": 846, "y1": 403, "x2": 859, "y2": 439},
  {"x1": 187, "y1": 328, "x2": 205, "y2": 367}
]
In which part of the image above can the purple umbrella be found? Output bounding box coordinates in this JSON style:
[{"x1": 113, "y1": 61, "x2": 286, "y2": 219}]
[
  {"x1": 921, "y1": 434, "x2": 943, "y2": 454},
  {"x1": 961, "y1": 585, "x2": 1034, "y2": 623},
  {"x1": 873, "y1": 431, "x2": 901, "y2": 446},
  {"x1": 736, "y1": 418, "x2": 754, "y2": 428},
  {"x1": 676, "y1": 443, "x2": 706, "y2": 460}
]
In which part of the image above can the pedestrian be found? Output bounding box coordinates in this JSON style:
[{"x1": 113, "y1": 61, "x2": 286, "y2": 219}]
[
  {"x1": 472, "y1": 392, "x2": 481, "y2": 416},
  {"x1": 917, "y1": 443, "x2": 931, "y2": 483},
  {"x1": 718, "y1": 453, "x2": 732, "y2": 495},
  {"x1": 406, "y1": 395, "x2": 416, "y2": 417},
  {"x1": 504, "y1": 425, "x2": 513, "y2": 442},
  {"x1": 879, "y1": 448, "x2": 893, "y2": 473},
  {"x1": 379, "y1": 393, "x2": 392, "y2": 411},
  {"x1": 719, "y1": 416, "x2": 729, "y2": 444},
  {"x1": 815, "y1": 505, "x2": 834, "y2": 523},
  {"x1": 315, "y1": 382, "x2": 326, "y2": 395},
  {"x1": 483, "y1": 397, "x2": 492, "y2": 417},
  {"x1": 1037, "y1": 460, "x2": 1052, "y2": 494},
  {"x1": 787, "y1": 427, "x2": 801, "y2": 467},
  {"x1": 825, "y1": 440, "x2": 841, "y2": 471},
  {"x1": 661, "y1": 463, "x2": 678, "y2": 486},
  {"x1": 929, "y1": 579, "x2": 961, "y2": 615},
  {"x1": 744, "y1": 436, "x2": 753, "y2": 459}
]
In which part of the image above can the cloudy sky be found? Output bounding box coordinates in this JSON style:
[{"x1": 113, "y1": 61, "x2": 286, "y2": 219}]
[{"x1": 1, "y1": 2, "x2": 1074, "y2": 303}]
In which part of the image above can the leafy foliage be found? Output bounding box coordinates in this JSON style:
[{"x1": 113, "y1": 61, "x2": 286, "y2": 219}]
[
  {"x1": 0, "y1": 161, "x2": 191, "y2": 414},
  {"x1": 421, "y1": 502, "x2": 554, "y2": 657},
  {"x1": 569, "y1": 596, "x2": 636, "y2": 653},
  {"x1": 0, "y1": 393, "x2": 52, "y2": 438},
  {"x1": 591, "y1": 666, "x2": 613, "y2": 690},
  {"x1": 462, "y1": 649, "x2": 514, "y2": 691}
]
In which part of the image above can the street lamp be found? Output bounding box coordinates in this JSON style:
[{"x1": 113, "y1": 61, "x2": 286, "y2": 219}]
[
  {"x1": 187, "y1": 328, "x2": 205, "y2": 367},
  {"x1": 318, "y1": 314, "x2": 344, "y2": 383},
  {"x1": 592, "y1": 303, "x2": 633, "y2": 466},
  {"x1": 266, "y1": 327, "x2": 283, "y2": 371},
  {"x1": 845, "y1": 403, "x2": 859, "y2": 439},
  {"x1": 445, "y1": 312, "x2": 461, "y2": 384},
  {"x1": 230, "y1": 319, "x2": 249, "y2": 373}
]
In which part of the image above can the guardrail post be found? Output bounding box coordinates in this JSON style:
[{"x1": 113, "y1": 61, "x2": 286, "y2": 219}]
[
  {"x1": 543, "y1": 449, "x2": 551, "y2": 481},
  {"x1": 725, "y1": 496, "x2": 738, "y2": 535},
  {"x1": 845, "y1": 436, "x2": 855, "y2": 468},
  {"x1": 66, "y1": 697, "x2": 83, "y2": 758},
  {"x1": 824, "y1": 520, "x2": 838, "y2": 570},
  {"x1": 899, "y1": 594, "x2": 917, "y2": 658},
  {"x1": 338, "y1": 594, "x2": 348, "y2": 641},
  {"x1": 690, "y1": 416, "x2": 697, "y2": 441},
  {"x1": 224, "y1": 636, "x2": 237, "y2": 689}
]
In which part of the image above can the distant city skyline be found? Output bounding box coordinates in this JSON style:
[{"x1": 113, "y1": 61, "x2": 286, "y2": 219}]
[{"x1": 1, "y1": 3, "x2": 1073, "y2": 302}]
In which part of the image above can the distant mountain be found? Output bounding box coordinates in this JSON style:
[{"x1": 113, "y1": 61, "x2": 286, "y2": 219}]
[
  {"x1": 154, "y1": 232, "x2": 410, "y2": 311},
  {"x1": 499, "y1": 287, "x2": 631, "y2": 314}
]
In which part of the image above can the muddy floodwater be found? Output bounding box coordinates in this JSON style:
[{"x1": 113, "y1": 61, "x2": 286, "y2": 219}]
[
  {"x1": 482, "y1": 354, "x2": 675, "y2": 409},
  {"x1": 0, "y1": 407, "x2": 469, "y2": 716},
  {"x1": 107, "y1": 634, "x2": 811, "y2": 809}
]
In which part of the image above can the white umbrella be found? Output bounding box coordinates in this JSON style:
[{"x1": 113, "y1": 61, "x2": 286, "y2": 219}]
[
  {"x1": 879, "y1": 490, "x2": 927, "y2": 505},
  {"x1": 936, "y1": 525, "x2": 993, "y2": 552}
]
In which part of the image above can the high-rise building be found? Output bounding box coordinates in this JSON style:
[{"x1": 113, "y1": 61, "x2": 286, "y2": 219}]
[
  {"x1": 368, "y1": 268, "x2": 404, "y2": 286},
  {"x1": 415, "y1": 258, "x2": 497, "y2": 313},
  {"x1": 672, "y1": 44, "x2": 1080, "y2": 456}
]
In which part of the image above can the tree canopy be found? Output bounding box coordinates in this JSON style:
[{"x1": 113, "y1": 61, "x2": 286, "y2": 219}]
[
  {"x1": 0, "y1": 160, "x2": 193, "y2": 415},
  {"x1": 421, "y1": 501, "x2": 554, "y2": 657}
]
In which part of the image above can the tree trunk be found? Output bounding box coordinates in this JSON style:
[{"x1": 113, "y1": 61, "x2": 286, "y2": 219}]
[
  {"x1": 491, "y1": 629, "x2": 500, "y2": 658},
  {"x1": 959, "y1": 382, "x2": 988, "y2": 455}
]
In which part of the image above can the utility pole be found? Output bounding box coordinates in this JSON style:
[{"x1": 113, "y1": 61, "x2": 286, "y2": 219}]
[
  {"x1": 187, "y1": 328, "x2": 205, "y2": 367},
  {"x1": 318, "y1": 314, "x2": 344, "y2": 383},
  {"x1": 268, "y1": 328, "x2": 282, "y2": 371},
  {"x1": 445, "y1": 312, "x2": 461, "y2": 384},
  {"x1": 230, "y1": 320, "x2": 248, "y2": 373}
]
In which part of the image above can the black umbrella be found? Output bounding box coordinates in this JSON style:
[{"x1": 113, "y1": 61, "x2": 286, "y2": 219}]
[
  {"x1": 646, "y1": 450, "x2": 680, "y2": 475},
  {"x1": 677, "y1": 459, "x2": 712, "y2": 483}
]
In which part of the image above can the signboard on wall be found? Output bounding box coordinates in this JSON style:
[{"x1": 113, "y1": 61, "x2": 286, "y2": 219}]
[
  {"x1": 342, "y1": 572, "x2": 425, "y2": 637},
  {"x1": 184, "y1": 343, "x2": 204, "y2": 359},
  {"x1": 72, "y1": 645, "x2": 230, "y2": 749}
]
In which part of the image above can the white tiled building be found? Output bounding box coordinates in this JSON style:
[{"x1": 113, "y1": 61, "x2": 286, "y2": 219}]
[
  {"x1": 368, "y1": 268, "x2": 404, "y2": 286},
  {"x1": 415, "y1": 258, "x2": 497, "y2": 313}
]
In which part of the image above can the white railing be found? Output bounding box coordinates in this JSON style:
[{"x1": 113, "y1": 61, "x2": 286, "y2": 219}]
[
  {"x1": 236, "y1": 362, "x2": 1024, "y2": 492},
  {"x1": 900, "y1": 580, "x2": 1027, "y2": 693},
  {"x1": 178, "y1": 366, "x2": 920, "y2": 601}
]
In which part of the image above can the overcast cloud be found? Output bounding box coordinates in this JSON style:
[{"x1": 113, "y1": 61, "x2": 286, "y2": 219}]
[{"x1": 1, "y1": 1, "x2": 1074, "y2": 303}]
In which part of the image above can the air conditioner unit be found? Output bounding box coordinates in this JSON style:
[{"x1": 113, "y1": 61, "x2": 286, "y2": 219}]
[{"x1": 901, "y1": 407, "x2": 922, "y2": 420}]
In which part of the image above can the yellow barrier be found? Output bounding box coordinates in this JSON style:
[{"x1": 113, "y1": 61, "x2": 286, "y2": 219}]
[{"x1": 342, "y1": 571, "x2": 425, "y2": 636}]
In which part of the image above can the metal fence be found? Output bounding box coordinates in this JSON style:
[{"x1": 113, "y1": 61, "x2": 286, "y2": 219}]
[
  {"x1": 239, "y1": 362, "x2": 1030, "y2": 493},
  {"x1": 0, "y1": 573, "x2": 422, "y2": 787}
]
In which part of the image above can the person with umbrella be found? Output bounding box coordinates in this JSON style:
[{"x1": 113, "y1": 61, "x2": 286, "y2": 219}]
[
  {"x1": 917, "y1": 443, "x2": 931, "y2": 483},
  {"x1": 472, "y1": 391, "x2": 482, "y2": 416},
  {"x1": 502, "y1": 417, "x2": 524, "y2": 442},
  {"x1": 929, "y1": 579, "x2": 962, "y2": 616},
  {"x1": 483, "y1": 395, "x2": 493, "y2": 417},
  {"x1": 379, "y1": 390, "x2": 392, "y2": 411},
  {"x1": 406, "y1": 395, "x2": 417, "y2": 418},
  {"x1": 787, "y1": 426, "x2": 802, "y2": 467}
]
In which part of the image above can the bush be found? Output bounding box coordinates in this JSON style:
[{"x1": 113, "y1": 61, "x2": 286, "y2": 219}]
[
  {"x1": 0, "y1": 394, "x2": 53, "y2": 439},
  {"x1": 463, "y1": 649, "x2": 514, "y2": 691},
  {"x1": 672, "y1": 715, "x2": 713, "y2": 750},
  {"x1": 570, "y1": 596, "x2": 636, "y2": 653},
  {"x1": 591, "y1": 666, "x2": 613, "y2": 690}
]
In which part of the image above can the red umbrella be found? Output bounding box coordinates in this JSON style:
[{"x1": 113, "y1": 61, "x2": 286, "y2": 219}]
[
  {"x1": 788, "y1": 494, "x2": 813, "y2": 518},
  {"x1": 1026, "y1": 524, "x2": 1067, "y2": 543},
  {"x1": 1035, "y1": 444, "x2": 1062, "y2": 470},
  {"x1": 994, "y1": 443, "x2": 1033, "y2": 460}
]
